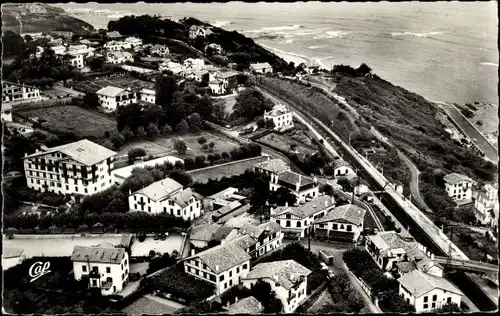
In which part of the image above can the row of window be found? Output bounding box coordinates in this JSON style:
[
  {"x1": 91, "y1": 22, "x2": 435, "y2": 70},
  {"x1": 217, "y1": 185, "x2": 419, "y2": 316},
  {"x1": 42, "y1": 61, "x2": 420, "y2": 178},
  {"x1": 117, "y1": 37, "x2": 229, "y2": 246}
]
[{"x1": 315, "y1": 223, "x2": 353, "y2": 231}]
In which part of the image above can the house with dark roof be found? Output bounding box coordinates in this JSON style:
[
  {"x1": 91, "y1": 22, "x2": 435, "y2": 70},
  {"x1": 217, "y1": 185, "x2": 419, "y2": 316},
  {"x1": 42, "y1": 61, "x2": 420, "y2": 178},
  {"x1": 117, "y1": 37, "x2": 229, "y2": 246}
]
[
  {"x1": 242, "y1": 260, "x2": 311, "y2": 313},
  {"x1": 271, "y1": 195, "x2": 335, "y2": 238},
  {"x1": 365, "y1": 231, "x2": 443, "y2": 278},
  {"x1": 270, "y1": 170, "x2": 319, "y2": 203},
  {"x1": 223, "y1": 296, "x2": 264, "y2": 314},
  {"x1": 128, "y1": 177, "x2": 203, "y2": 222},
  {"x1": 189, "y1": 222, "x2": 239, "y2": 249},
  {"x1": 398, "y1": 269, "x2": 463, "y2": 312},
  {"x1": 312, "y1": 204, "x2": 366, "y2": 242},
  {"x1": 71, "y1": 242, "x2": 129, "y2": 296},
  {"x1": 183, "y1": 238, "x2": 251, "y2": 295},
  {"x1": 23, "y1": 139, "x2": 116, "y2": 198},
  {"x1": 236, "y1": 221, "x2": 284, "y2": 258}
]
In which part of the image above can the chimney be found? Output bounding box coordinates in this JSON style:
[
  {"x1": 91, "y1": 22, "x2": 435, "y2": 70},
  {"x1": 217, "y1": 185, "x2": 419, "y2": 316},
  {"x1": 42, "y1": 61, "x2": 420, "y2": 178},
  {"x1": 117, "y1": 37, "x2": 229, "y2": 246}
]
[
  {"x1": 216, "y1": 265, "x2": 219, "y2": 272},
  {"x1": 191, "y1": 249, "x2": 195, "y2": 256},
  {"x1": 285, "y1": 202, "x2": 288, "y2": 207},
  {"x1": 431, "y1": 253, "x2": 435, "y2": 260},
  {"x1": 226, "y1": 301, "x2": 230, "y2": 308},
  {"x1": 314, "y1": 176, "x2": 318, "y2": 184},
  {"x1": 325, "y1": 200, "x2": 328, "y2": 208},
  {"x1": 235, "y1": 296, "x2": 238, "y2": 303},
  {"x1": 296, "y1": 175, "x2": 302, "y2": 192},
  {"x1": 258, "y1": 302, "x2": 262, "y2": 310}
]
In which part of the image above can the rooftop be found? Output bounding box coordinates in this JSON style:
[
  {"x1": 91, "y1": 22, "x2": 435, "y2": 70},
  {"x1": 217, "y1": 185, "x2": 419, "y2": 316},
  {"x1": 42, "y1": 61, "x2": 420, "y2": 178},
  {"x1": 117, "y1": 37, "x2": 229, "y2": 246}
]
[
  {"x1": 239, "y1": 221, "x2": 282, "y2": 240},
  {"x1": 277, "y1": 170, "x2": 316, "y2": 187},
  {"x1": 209, "y1": 187, "x2": 240, "y2": 200},
  {"x1": 332, "y1": 159, "x2": 352, "y2": 169},
  {"x1": 133, "y1": 178, "x2": 184, "y2": 201},
  {"x1": 106, "y1": 31, "x2": 123, "y2": 38},
  {"x1": 244, "y1": 260, "x2": 312, "y2": 290},
  {"x1": 313, "y1": 204, "x2": 366, "y2": 226},
  {"x1": 226, "y1": 296, "x2": 264, "y2": 314},
  {"x1": 443, "y1": 173, "x2": 475, "y2": 185},
  {"x1": 398, "y1": 269, "x2": 464, "y2": 298},
  {"x1": 187, "y1": 239, "x2": 251, "y2": 273},
  {"x1": 250, "y1": 62, "x2": 272, "y2": 70},
  {"x1": 254, "y1": 158, "x2": 290, "y2": 175},
  {"x1": 214, "y1": 201, "x2": 243, "y2": 217},
  {"x1": 24, "y1": 139, "x2": 117, "y2": 166},
  {"x1": 2, "y1": 246, "x2": 24, "y2": 259},
  {"x1": 71, "y1": 243, "x2": 126, "y2": 264},
  {"x1": 264, "y1": 104, "x2": 290, "y2": 117},
  {"x1": 96, "y1": 85, "x2": 126, "y2": 97},
  {"x1": 273, "y1": 195, "x2": 335, "y2": 219}
]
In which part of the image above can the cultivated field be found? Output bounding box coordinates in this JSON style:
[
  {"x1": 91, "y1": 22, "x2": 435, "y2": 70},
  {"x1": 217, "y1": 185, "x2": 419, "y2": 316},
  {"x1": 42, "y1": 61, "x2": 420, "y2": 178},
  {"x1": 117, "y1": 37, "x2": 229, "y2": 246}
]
[
  {"x1": 257, "y1": 130, "x2": 318, "y2": 156},
  {"x1": 187, "y1": 156, "x2": 269, "y2": 184},
  {"x1": 152, "y1": 132, "x2": 240, "y2": 157},
  {"x1": 18, "y1": 105, "x2": 117, "y2": 137},
  {"x1": 68, "y1": 76, "x2": 155, "y2": 94}
]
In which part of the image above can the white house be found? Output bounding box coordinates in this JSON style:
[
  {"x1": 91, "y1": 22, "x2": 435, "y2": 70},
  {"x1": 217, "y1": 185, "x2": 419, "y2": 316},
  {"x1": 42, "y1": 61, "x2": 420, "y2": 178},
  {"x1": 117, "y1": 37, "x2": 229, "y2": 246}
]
[
  {"x1": 209, "y1": 79, "x2": 224, "y2": 95},
  {"x1": 331, "y1": 159, "x2": 355, "y2": 178},
  {"x1": 124, "y1": 37, "x2": 143, "y2": 48},
  {"x1": 1, "y1": 103, "x2": 13, "y2": 122},
  {"x1": 128, "y1": 177, "x2": 203, "y2": 221},
  {"x1": 234, "y1": 221, "x2": 284, "y2": 258},
  {"x1": 365, "y1": 231, "x2": 443, "y2": 278},
  {"x1": 242, "y1": 260, "x2": 311, "y2": 313},
  {"x1": 96, "y1": 86, "x2": 137, "y2": 112},
  {"x1": 23, "y1": 139, "x2": 116, "y2": 197},
  {"x1": 398, "y1": 269, "x2": 463, "y2": 313},
  {"x1": 71, "y1": 242, "x2": 129, "y2": 296},
  {"x1": 121, "y1": 64, "x2": 158, "y2": 74},
  {"x1": 270, "y1": 171, "x2": 319, "y2": 203},
  {"x1": 112, "y1": 156, "x2": 184, "y2": 185},
  {"x1": 264, "y1": 104, "x2": 294, "y2": 131},
  {"x1": 139, "y1": 88, "x2": 156, "y2": 104},
  {"x1": 159, "y1": 61, "x2": 183, "y2": 74},
  {"x1": 104, "y1": 40, "x2": 132, "y2": 51},
  {"x1": 207, "y1": 187, "x2": 248, "y2": 211},
  {"x1": 151, "y1": 44, "x2": 169, "y2": 57},
  {"x1": 311, "y1": 204, "x2": 366, "y2": 242},
  {"x1": 2, "y1": 81, "x2": 42, "y2": 104},
  {"x1": 271, "y1": 195, "x2": 335, "y2": 239},
  {"x1": 106, "y1": 51, "x2": 134, "y2": 64},
  {"x1": 183, "y1": 58, "x2": 205, "y2": 70},
  {"x1": 183, "y1": 240, "x2": 251, "y2": 295},
  {"x1": 189, "y1": 25, "x2": 207, "y2": 39},
  {"x1": 443, "y1": 173, "x2": 475, "y2": 202},
  {"x1": 473, "y1": 184, "x2": 499, "y2": 226},
  {"x1": 254, "y1": 158, "x2": 291, "y2": 176},
  {"x1": 250, "y1": 62, "x2": 273, "y2": 74},
  {"x1": 50, "y1": 45, "x2": 67, "y2": 55},
  {"x1": 67, "y1": 53, "x2": 85, "y2": 69},
  {"x1": 2, "y1": 246, "x2": 24, "y2": 271}
]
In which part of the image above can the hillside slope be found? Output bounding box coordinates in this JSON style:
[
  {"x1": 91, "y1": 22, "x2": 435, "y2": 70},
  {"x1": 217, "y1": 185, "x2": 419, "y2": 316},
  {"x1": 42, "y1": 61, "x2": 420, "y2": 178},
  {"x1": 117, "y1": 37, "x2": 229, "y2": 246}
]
[{"x1": 2, "y1": 3, "x2": 94, "y2": 33}]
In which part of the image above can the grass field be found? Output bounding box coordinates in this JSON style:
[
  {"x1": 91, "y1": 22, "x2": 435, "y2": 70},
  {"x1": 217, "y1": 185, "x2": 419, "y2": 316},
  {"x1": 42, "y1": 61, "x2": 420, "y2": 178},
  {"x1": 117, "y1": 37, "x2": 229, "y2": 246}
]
[
  {"x1": 68, "y1": 76, "x2": 155, "y2": 94},
  {"x1": 154, "y1": 132, "x2": 240, "y2": 157},
  {"x1": 18, "y1": 106, "x2": 117, "y2": 137},
  {"x1": 258, "y1": 130, "x2": 317, "y2": 156},
  {"x1": 187, "y1": 156, "x2": 269, "y2": 184}
]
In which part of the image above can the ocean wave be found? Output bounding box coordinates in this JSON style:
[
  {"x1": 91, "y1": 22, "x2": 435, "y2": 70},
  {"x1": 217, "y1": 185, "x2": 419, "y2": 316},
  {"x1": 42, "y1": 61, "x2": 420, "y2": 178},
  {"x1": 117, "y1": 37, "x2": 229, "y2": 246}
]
[
  {"x1": 108, "y1": 14, "x2": 127, "y2": 19},
  {"x1": 210, "y1": 20, "x2": 233, "y2": 28},
  {"x1": 391, "y1": 31, "x2": 446, "y2": 38},
  {"x1": 307, "y1": 45, "x2": 323, "y2": 50},
  {"x1": 293, "y1": 28, "x2": 329, "y2": 36},
  {"x1": 313, "y1": 31, "x2": 348, "y2": 40},
  {"x1": 245, "y1": 24, "x2": 303, "y2": 34},
  {"x1": 258, "y1": 43, "x2": 311, "y2": 63},
  {"x1": 479, "y1": 62, "x2": 499, "y2": 67}
]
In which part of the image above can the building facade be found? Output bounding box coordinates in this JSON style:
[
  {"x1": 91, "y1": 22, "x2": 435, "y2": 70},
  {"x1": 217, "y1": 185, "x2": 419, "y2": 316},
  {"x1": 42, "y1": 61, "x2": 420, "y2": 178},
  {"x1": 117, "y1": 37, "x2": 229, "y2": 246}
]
[
  {"x1": 2, "y1": 81, "x2": 42, "y2": 104},
  {"x1": 128, "y1": 178, "x2": 203, "y2": 221},
  {"x1": 270, "y1": 171, "x2": 319, "y2": 202},
  {"x1": 189, "y1": 25, "x2": 207, "y2": 39},
  {"x1": 264, "y1": 104, "x2": 294, "y2": 131},
  {"x1": 106, "y1": 51, "x2": 134, "y2": 64},
  {"x1": 1, "y1": 103, "x2": 13, "y2": 122},
  {"x1": 312, "y1": 204, "x2": 366, "y2": 242},
  {"x1": 23, "y1": 139, "x2": 116, "y2": 196},
  {"x1": 71, "y1": 242, "x2": 129, "y2": 296},
  {"x1": 139, "y1": 88, "x2": 156, "y2": 104},
  {"x1": 96, "y1": 86, "x2": 137, "y2": 112},
  {"x1": 250, "y1": 62, "x2": 273, "y2": 74},
  {"x1": 236, "y1": 221, "x2": 284, "y2": 258},
  {"x1": 473, "y1": 184, "x2": 499, "y2": 226},
  {"x1": 443, "y1": 173, "x2": 475, "y2": 202}
]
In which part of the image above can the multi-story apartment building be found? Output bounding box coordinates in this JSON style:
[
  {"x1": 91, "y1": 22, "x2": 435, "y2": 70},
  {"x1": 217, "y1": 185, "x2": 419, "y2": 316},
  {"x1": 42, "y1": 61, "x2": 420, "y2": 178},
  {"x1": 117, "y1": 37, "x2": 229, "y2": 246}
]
[
  {"x1": 270, "y1": 171, "x2": 319, "y2": 202},
  {"x1": 264, "y1": 104, "x2": 294, "y2": 131},
  {"x1": 473, "y1": 183, "x2": 499, "y2": 227},
  {"x1": 271, "y1": 195, "x2": 335, "y2": 238},
  {"x1": 128, "y1": 177, "x2": 203, "y2": 221},
  {"x1": 254, "y1": 157, "x2": 291, "y2": 176},
  {"x1": 235, "y1": 221, "x2": 284, "y2": 258},
  {"x1": 398, "y1": 270, "x2": 463, "y2": 313},
  {"x1": 183, "y1": 240, "x2": 251, "y2": 295},
  {"x1": 23, "y1": 139, "x2": 116, "y2": 197},
  {"x1": 2, "y1": 81, "x2": 42, "y2": 104},
  {"x1": 96, "y1": 86, "x2": 137, "y2": 112},
  {"x1": 71, "y1": 242, "x2": 129, "y2": 296},
  {"x1": 311, "y1": 204, "x2": 366, "y2": 242},
  {"x1": 365, "y1": 231, "x2": 443, "y2": 277},
  {"x1": 242, "y1": 260, "x2": 311, "y2": 313},
  {"x1": 443, "y1": 173, "x2": 475, "y2": 202}
]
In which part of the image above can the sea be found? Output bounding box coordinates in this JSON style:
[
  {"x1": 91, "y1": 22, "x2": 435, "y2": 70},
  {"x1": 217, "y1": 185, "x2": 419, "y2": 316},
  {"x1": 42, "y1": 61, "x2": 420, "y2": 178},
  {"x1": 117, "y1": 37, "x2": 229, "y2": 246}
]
[{"x1": 56, "y1": 1, "x2": 498, "y2": 105}]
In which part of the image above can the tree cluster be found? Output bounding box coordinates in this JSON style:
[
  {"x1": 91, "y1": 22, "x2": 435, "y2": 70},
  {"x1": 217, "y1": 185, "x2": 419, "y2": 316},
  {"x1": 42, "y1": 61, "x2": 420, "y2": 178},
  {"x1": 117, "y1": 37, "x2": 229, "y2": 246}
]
[
  {"x1": 220, "y1": 282, "x2": 283, "y2": 313},
  {"x1": 326, "y1": 274, "x2": 365, "y2": 313},
  {"x1": 232, "y1": 87, "x2": 274, "y2": 119}
]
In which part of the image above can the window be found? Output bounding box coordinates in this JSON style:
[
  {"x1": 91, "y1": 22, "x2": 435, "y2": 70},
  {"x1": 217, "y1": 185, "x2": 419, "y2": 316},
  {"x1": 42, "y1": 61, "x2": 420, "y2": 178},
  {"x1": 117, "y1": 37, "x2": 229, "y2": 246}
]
[
  {"x1": 346, "y1": 225, "x2": 352, "y2": 232},
  {"x1": 286, "y1": 220, "x2": 291, "y2": 227},
  {"x1": 447, "y1": 297, "x2": 452, "y2": 303},
  {"x1": 106, "y1": 267, "x2": 111, "y2": 273},
  {"x1": 423, "y1": 296, "x2": 428, "y2": 303},
  {"x1": 432, "y1": 303, "x2": 436, "y2": 309},
  {"x1": 236, "y1": 267, "x2": 240, "y2": 273},
  {"x1": 432, "y1": 295, "x2": 437, "y2": 301},
  {"x1": 423, "y1": 304, "x2": 428, "y2": 309},
  {"x1": 229, "y1": 271, "x2": 232, "y2": 277},
  {"x1": 229, "y1": 280, "x2": 233, "y2": 286},
  {"x1": 224, "y1": 283, "x2": 227, "y2": 289},
  {"x1": 243, "y1": 263, "x2": 248, "y2": 269},
  {"x1": 92, "y1": 279, "x2": 97, "y2": 286},
  {"x1": 82, "y1": 266, "x2": 87, "y2": 272},
  {"x1": 297, "y1": 221, "x2": 301, "y2": 227},
  {"x1": 332, "y1": 224, "x2": 338, "y2": 230},
  {"x1": 276, "y1": 220, "x2": 280, "y2": 225}
]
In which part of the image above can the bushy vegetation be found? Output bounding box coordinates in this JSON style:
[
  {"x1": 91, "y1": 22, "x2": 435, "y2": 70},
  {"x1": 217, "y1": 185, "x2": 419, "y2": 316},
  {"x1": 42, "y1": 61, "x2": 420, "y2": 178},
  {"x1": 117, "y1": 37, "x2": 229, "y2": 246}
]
[
  {"x1": 147, "y1": 252, "x2": 177, "y2": 275},
  {"x1": 325, "y1": 274, "x2": 365, "y2": 313},
  {"x1": 343, "y1": 248, "x2": 414, "y2": 313},
  {"x1": 219, "y1": 282, "x2": 283, "y2": 313},
  {"x1": 252, "y1": 242, "x2": 327, "y2": 294}
]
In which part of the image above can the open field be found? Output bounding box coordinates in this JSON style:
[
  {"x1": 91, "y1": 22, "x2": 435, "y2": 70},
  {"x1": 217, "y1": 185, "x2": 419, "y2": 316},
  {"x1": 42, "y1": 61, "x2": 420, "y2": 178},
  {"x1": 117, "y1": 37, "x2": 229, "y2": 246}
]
[
  {"x1": 187, "y1": 156, "x2": 269, "y2": 184},
  {"x1": 117, "y1": 139, "x2": 172, "y2": 156},
  {"x1": 68, "y1": 76, "x2": 155, "y2": 94},
  {"x1": 152, "y1": 132, "x2": 240, "y2": 157},
  {"x1": 17, "y1": 105, "x2": 117, "y2": 137},
  {"x1": 257, "y1": 130, "x2": 317, "y2": 156}
]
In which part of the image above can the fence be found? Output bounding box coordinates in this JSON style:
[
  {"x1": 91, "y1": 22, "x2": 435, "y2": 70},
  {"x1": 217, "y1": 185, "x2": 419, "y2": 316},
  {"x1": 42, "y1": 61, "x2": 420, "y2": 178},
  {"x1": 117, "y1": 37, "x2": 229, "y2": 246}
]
[{"x1": 12, "y1": 97, "x2": 77, "y2": 111}]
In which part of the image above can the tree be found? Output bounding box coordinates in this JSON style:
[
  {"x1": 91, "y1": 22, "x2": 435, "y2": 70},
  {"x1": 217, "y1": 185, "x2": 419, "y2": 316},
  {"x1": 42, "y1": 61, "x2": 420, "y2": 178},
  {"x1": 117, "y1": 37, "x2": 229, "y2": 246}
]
[
  {"x1": 270, "y1": 187, "x2": 297, "y2": 206},
  {"x1": 221, "y1": 152, "x2": 230, "y2": 160},
  {"x1": 147, "y1": 122, "x2": 160, "y2": 138},
  {"x1": 173, "y1": 140, "x2": 187, "y2": 155},
  {"x1": 208, "y1": 141, "x2": 216, "y2": 152},
  {"x1": 356, "y1": 63, "x2": 372, "y2": 76},
  {"x1": 82, "y1": 92, "x2": 100, "y2": 109},
  {"x1": 160, "y1": 124, "x2": 172, "y2": 135},
  {"x1": 135, "y1": 126, "x2": 147, "y2": 138},
  {"x1": 198, "y1": 136, "x2": 208, "y2": 145},
  {"x1": 320, "y1": 184, "x2": 335, "y2": 196},
  {"x1": 155, "y1": 74, "x2": 177, "y2": 107},
  {"x1": 128, "y1": 148, "x2": 147, "y2": 163},
  {"x1": 188, "y1": 112, "x2": 203, "y2": 131},
  {"x1": 121, "y1": 125, "x2": 134, "y2": 141},
  {"x1": 110, "y1": 132, "x2": 126, "y2": 149},
  {"x1": 175, "y1": 119, "x2": 189, "y2": 134},
  {"x1": 233, "y1": 88, "x2": 273, "y2": 119}
]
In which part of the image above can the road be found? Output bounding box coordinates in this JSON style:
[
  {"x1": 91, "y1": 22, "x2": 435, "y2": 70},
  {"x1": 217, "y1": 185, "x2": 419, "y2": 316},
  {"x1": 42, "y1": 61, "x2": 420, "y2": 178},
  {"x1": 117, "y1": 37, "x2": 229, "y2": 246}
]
[
  {"x1": 438, "y1": 102, "x2": 498, "y2": 163},
  {"x1": 397, "y1": 150, "x2": 434, "y2": 213},
  {"x1": 283, "y1": 239, "x2": 382, "y2": 313}
]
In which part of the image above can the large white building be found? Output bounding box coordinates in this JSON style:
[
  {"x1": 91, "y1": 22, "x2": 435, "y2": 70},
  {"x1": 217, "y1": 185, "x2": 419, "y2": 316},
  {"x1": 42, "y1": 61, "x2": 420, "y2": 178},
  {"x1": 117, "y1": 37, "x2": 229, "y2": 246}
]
[
  {"x1": 242, "y1": 260, "x2": 311, "y2": 313},
  {"x1": 443, "y1": 173, "x2": 475, "y2": 202},
  {"x1": 23, "y1": 139, "x2": 117, "y2": 197},
  {"x1": 106, "y1": 51, "x2": 134, "y2": 64},
  {"x1": 311, "y1": 204, "x2": 366, "y2": 242},
  {"x1": 249, "y1": 62, "x2": 273, "y2": 74},
  {"x1": 124, "y1": 37, "x2": 143, "y2": 48},
  {"x1": 264, "y1": 104, "x2": 294, "y2": 131},
  {"x1": 139, "y1": 88, "x2": 156, "y2": 104},
  {"x1": 2, "y1": 81, "x2": 42, "y2": 104},
  {"x1": 96, "y1": 86, "x2": 137, "y2": 112},
  {"x1": 271, "y1": 195, "x2": 335, "y2": 239},
  {"x1": 473, "y1": 183, "x2": 499, "y2": 227},
  {"x1": 184, "y1": 240, "x2": 251, "y2": 295},
  {"x1": 270, "y1": 171, "x2": 319, "y2": 202},
  {"x1": 365, "y1": 231, "x2": 443, "y2": 278},
  {"x1": 189, "y1": 25, "x2": 207, "y2": 39},
  {"x1": 128, "y1": 178, "x2": 203, "y2": 221},
  {"x1": 398, "y1": 269, "x2": 463, "y2": 313},
  {"x1": 71, "y1": 242, "x2": 129, "y2": 296}
]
